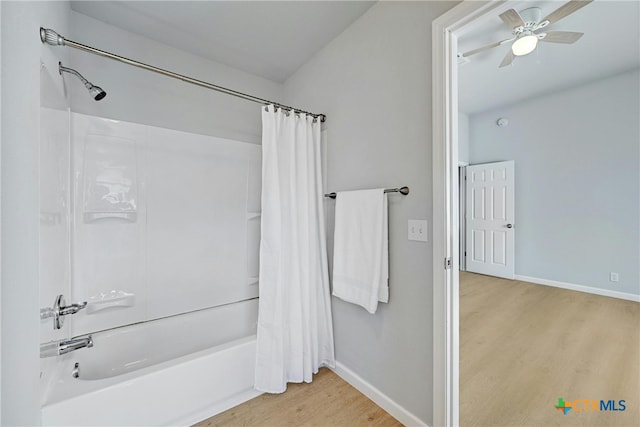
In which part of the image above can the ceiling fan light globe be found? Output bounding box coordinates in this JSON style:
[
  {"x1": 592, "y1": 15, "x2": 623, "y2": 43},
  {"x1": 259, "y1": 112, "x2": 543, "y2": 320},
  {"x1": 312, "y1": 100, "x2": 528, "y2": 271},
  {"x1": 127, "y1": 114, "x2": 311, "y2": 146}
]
[{"x1": 512, "y1": 34, "x2": 538, "y2": 56}]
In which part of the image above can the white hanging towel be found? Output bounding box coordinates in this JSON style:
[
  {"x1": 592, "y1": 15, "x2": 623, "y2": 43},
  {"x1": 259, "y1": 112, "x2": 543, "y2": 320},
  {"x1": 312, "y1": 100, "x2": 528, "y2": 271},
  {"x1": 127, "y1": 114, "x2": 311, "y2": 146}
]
[{"x1": 332, "y1": 188, "x2": 389, "y2": 313}]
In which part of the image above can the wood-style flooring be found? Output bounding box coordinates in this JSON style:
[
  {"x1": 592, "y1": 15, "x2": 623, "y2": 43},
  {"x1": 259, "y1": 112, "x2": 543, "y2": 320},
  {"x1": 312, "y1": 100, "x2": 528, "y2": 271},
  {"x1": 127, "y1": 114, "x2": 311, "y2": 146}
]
[
  {"x1": 193, "y1": 368, "x2": 403, "y2": 427},
  {"x1": 460, "y1": 272, "x2": 640, "y2": 427}
]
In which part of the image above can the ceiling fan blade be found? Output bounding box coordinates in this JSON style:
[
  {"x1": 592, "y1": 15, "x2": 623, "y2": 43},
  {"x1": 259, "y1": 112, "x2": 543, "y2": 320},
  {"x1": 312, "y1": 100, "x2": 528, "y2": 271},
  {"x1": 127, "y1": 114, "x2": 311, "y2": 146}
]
[
  {"x1": 499, "y1": 9, "x2": 525, "y2": 29},
  {"x1": 540, "y1": 31, "x2": 584, "y2": 44},
  {"x1": 499, "y1": 50, "x2": 516, "y2": 68},
  {"x1": 541, "y1": 0, "x2": 593, "y2": 25},
  {"x1": 462, "y1": 38, "x2": 515, "y2": 57}
]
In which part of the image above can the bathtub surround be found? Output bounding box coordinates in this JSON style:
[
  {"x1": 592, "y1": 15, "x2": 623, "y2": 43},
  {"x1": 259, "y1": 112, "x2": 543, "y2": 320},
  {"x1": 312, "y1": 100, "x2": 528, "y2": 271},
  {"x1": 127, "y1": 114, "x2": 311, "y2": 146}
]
[
  {"x1": 255, "y1": 106, "x2": 335, "y2": 393},
  {"x1": 69, "y1": 113, "x2": 261, "y2": 336}
]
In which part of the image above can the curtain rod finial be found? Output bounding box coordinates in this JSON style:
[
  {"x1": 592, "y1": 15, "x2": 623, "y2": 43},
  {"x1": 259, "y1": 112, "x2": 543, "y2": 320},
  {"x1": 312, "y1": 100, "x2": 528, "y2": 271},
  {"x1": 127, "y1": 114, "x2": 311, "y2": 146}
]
[{"x1": 40, "y1": 27, "x2": 65, "y2": 46}]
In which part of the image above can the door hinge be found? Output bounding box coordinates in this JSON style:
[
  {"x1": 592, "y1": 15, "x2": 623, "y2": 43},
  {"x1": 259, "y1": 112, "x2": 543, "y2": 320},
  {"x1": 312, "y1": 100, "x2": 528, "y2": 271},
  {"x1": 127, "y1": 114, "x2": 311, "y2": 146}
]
[{"x1": 444, "y1": 257, "x2": 452, "y2": 270}]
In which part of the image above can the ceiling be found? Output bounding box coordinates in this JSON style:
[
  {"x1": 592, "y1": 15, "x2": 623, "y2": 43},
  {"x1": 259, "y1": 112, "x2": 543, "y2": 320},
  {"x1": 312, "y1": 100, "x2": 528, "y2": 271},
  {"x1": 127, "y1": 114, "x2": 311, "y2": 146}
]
[
  {"x1": 458, "y1": 0, "x2": 640, "y2": 114},
  {"x1": 70, "y1": 1, "x2": 376, "y2": 83},
  {"x1": 69, "y1": 1, "x2": 639, "y2": 112}
]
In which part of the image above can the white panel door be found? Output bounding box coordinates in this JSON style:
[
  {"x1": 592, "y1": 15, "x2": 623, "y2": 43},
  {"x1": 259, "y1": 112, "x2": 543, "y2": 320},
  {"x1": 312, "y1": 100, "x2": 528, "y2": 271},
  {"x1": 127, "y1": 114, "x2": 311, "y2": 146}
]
[{"x1": 465, "y1": 161, "x2": 515, "y2": 279}]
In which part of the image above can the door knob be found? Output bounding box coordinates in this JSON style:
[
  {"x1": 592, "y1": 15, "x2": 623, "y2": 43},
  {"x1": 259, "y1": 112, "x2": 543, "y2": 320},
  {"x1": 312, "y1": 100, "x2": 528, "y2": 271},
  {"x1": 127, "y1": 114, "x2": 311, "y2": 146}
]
[{"x1": 506, "y1": 223, "x2": 513, "y2": 228}]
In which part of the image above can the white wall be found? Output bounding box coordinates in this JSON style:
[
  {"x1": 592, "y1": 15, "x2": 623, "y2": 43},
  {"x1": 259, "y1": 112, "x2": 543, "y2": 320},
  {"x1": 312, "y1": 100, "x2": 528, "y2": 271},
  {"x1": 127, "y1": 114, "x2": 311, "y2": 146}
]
[
  {"x1": 68, "y1": 12, "x2": 283, "y2": 144},
  {"x1": 1, "y1": 1, "x2": 71, "y2": 424},
  {"x1": 458, "y1": 112, "x2": 469, "y2": 164},
  {"x1": 283, "y1": 2, "x2": 458, "y2": 424},
  {"x1": 469, "y1": 69, "x2": 640, "y2": 296}
]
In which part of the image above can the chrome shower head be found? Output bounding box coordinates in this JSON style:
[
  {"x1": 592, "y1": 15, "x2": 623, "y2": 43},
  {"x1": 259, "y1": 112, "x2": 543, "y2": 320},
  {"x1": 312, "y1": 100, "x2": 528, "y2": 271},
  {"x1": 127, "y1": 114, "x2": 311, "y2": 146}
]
[
  {"x1": 88, "y1": 85, "x2": 107, "y2": 101},
  {"x1": 58, "y1": 62, "x2": 107, "y2": 101}
]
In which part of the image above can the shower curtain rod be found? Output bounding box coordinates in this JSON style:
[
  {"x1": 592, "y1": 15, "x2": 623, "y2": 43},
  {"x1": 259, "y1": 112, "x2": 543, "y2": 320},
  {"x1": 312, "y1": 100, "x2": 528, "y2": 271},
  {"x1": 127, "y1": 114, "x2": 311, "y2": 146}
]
[{"x1": 39, "y1": 27, "x2": 326, "y2": 122}]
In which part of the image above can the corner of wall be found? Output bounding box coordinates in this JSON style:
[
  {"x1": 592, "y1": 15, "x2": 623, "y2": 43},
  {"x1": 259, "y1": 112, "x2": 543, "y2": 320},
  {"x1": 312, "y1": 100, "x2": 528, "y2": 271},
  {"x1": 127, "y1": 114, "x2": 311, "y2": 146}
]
[{"x1": 2, "y1": 1, "x2": 71, "y2": 425}]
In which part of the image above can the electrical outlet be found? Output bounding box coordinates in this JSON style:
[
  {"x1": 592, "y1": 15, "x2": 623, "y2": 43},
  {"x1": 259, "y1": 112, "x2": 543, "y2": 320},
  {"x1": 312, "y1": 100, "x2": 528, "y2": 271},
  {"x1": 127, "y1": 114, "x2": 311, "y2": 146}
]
[
  {"x1": 408, "y1": 219, "x2": 428, "y2": 242},
  {"x1": 610, "y1": 272, "x2": 619, "y2": 283}
]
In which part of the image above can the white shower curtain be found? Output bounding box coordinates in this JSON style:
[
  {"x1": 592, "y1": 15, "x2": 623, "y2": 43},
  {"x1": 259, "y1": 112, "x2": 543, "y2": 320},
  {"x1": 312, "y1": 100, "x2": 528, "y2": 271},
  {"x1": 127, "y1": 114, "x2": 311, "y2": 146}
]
[{"x1": 255, "y1": 105, "x2": 335, "y2": 393}]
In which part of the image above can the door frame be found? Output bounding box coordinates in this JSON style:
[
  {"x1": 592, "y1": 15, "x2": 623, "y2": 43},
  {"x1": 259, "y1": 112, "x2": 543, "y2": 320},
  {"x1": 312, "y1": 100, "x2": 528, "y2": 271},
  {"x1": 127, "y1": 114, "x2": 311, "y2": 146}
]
[
  {"x1": 458, "y1": 163, "x2": 467, "y2": 272},
  {"x1": 432, "y1": 1, "x2": 518, "y2": 425}
]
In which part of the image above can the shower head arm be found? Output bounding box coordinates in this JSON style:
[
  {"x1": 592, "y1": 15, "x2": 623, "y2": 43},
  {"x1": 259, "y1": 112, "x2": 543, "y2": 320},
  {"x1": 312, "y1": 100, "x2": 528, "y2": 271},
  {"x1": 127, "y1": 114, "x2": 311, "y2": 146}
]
[
  {"x1": 57, "y1": 61, "x2": 107, "y2": 101},
  {"x1": 58, "y1": 62, "x2": 91, "y2": 89}
]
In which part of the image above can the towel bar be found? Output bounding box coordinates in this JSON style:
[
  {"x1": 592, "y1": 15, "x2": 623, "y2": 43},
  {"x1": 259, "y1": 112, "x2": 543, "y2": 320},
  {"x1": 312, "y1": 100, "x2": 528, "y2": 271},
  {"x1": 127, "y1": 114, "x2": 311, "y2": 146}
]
[{"x1": 324, "y1": 186, "x2": 409, "y2": 199}]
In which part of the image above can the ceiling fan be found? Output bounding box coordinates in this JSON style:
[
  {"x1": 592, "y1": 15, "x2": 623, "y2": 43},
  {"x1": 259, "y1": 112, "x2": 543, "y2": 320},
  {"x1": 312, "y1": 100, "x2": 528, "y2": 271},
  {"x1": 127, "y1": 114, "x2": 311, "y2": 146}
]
[{"x1": 461, "y1": 0, "x2": 593, "y2": 68}]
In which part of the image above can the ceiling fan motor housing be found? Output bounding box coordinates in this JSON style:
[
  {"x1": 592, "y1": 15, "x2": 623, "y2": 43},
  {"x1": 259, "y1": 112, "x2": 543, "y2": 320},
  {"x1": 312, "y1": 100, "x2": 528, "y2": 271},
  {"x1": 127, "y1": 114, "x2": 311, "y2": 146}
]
[{"x1": 514, "y1": 7, "x2": 544, "y2": 35}]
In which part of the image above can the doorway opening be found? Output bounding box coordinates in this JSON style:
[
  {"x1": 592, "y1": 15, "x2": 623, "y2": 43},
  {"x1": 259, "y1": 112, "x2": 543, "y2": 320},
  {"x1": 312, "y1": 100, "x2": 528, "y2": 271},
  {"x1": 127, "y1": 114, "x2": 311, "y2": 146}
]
[
  {"x1": 432, "y1": 1, "x2": 531, "y2": 425},
  {"x1": 434, "y1": 1, "x2": 640, "y2": 426}
]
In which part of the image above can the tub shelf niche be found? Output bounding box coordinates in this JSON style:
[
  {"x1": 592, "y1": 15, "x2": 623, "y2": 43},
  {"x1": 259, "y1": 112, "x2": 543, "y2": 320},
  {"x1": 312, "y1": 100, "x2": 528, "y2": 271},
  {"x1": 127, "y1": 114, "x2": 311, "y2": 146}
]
[
  {"x1": 83, "y1": 211, "x2": 138, "y2": 223},
  {"x1": 82, "y1": 135, "x2": 138, "y2": 225},
  {"x1": 86, "y1": 290, "x2": 135, "y2": 314}
]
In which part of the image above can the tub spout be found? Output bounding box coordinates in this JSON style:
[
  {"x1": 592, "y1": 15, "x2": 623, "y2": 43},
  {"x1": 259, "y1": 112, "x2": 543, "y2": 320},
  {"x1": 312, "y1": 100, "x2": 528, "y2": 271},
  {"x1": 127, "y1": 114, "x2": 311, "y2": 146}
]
[
  {"x1": 59, "y1": 335, "x2": 93, "y2": 355},
  {"x1": 59, "y1": 336, "x2": 93, "y2": 355},
  {"x1": 40, "y1": 335, "x2": 94, "y2": 357}
]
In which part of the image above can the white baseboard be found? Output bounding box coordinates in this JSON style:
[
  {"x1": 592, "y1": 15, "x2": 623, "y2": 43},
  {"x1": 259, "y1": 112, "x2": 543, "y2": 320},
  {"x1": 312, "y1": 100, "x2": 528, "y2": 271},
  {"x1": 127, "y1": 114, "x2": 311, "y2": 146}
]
[
  {"x1": 514, "y1": 275, "x2": 640, "y2": 302},
  {"x1": 331, "y1": 362, "x2": 428, "y2": 427}
]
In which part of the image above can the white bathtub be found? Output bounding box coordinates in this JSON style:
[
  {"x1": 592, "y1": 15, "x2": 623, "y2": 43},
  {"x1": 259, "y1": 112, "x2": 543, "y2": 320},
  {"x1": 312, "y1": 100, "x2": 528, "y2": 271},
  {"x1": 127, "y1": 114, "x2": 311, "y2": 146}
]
[{"x1": 41, "y1": 299, "x2": 262, "y2": 426}]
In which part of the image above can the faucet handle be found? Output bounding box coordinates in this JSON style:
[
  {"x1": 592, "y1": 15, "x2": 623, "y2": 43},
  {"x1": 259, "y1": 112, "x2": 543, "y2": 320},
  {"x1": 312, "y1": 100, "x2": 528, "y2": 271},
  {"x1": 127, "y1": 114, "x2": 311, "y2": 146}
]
[
  {"x1": 41, "y1": 295, "x2": 88, "y2": 330},
  {"x1": 59, "y1": 301, "x2": 88, "y2": 316}
]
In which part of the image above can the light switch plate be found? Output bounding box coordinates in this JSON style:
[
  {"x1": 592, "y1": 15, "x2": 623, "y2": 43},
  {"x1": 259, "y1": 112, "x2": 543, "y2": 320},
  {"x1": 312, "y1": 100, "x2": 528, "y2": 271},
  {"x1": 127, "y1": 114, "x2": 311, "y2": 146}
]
[{"x1": 408, "y1": 219, "x2": 428, "y2": 242}]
